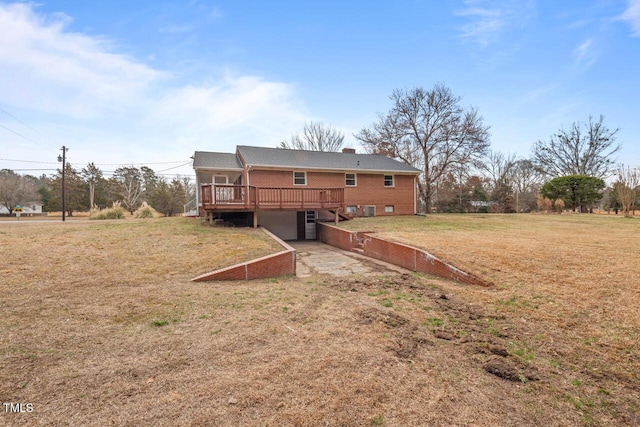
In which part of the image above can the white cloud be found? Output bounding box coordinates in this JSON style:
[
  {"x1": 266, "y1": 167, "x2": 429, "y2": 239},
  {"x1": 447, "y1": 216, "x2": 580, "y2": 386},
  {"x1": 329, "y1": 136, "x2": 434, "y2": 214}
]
[
  {"x1": 455, "y1": 0, "x2": 535, "y2": 46},
  {"x1": 523, "y1": 83, "x2": 561, "y2": 102},
  {"x1": 621, "y1": 0, "x2": 640, "y2": 36},
  {"x1": 573, "y1": 38, "x2": 599, "y2": 71},
  {"x1": 159, "y1": 24, "x2": 196, "y2": 34},
  {"x1": 148, "y1": 74, "x2": 308, "y2": 149},
  {"x1": 0, "y1": 3, "x2": 310, "y2": 170},
  {"x1": 0, "y1": 3, "x2": 165, "y2": 117}
]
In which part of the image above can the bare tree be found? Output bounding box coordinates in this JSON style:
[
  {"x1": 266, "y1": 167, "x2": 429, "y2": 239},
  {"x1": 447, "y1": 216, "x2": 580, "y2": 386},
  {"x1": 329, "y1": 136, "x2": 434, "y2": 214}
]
[
  {"x1": 0, "y1": 169, "x2": 39, "y2": 214},
  {"x1": 532, "y1": 115, "x2": 620, "y2": 179},
  {"x1": 511, "y1": 159, "x2": 543, "y2": 212},
  {"x1": 356, "y1": 84, "x2": 491, "y2": 212},
  {"x1": 112, "y1": 167, "x2": 143, "y2": 214},
  {"x1": 481, "y1": 151, "x2": 516, "y2": 187},
  {"x1": 279, "y1": 121, "x2": 345, "y2": 152},
  {"x1": 615, "y1": 164, "x2": 639, "y2": 217},
  {"x1": 480, "y1": 151, "x2": 516, "y2": 212}
]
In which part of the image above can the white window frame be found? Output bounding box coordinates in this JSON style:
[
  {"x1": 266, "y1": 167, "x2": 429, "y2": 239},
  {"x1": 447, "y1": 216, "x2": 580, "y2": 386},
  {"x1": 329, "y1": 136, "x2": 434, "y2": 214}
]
[
  {"x1": 384, "y1": 175, "x2": 395, "y2": 187},
  {"x1": 346, "y1": 205, "x2": 358, "y2": 214},
  {"x1": 345, "y1": 173, "x2": 357, "y2": 187},
  {"x1": 385, "y1": 205, "x2": 395, "y2": 213},
  {"x1": 293, "y1": 171, "x2": 307, "y2": 186},
  {"x1": 213, "y1": 175, "x2": 228, "y2": 184}
]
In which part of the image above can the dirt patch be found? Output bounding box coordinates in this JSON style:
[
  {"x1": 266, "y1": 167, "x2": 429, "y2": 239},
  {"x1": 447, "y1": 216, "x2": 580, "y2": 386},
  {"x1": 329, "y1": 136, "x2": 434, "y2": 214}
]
[
  {"x1": 347, "y1": 274, "x2": 541, "y2": 379},
  {"x1": 357, "y1": 307, "x2": 408, "y2": 328},
  {"x1": 484, "y1": 358, "x2": 539, "y2": 383}
]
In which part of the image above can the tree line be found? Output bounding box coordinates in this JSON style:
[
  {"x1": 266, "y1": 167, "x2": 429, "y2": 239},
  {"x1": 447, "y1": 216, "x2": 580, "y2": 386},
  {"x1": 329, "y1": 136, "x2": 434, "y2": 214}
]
[
  {"x1": 0, "y1": 164, "x2": 195, "y2": 217},
  {"x1": 282, "y1": 84, "x2": 639, "y2": 216}
]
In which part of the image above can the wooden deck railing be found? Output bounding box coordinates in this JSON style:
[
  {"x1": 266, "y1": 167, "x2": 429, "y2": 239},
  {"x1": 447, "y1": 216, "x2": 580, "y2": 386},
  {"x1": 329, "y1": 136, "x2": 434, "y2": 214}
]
[{"x1": 201, "y1": 184, "x2": 343, "y2": 210}]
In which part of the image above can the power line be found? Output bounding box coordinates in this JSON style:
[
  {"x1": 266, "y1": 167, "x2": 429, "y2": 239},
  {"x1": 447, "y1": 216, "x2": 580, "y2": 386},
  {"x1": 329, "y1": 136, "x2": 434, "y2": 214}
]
[
  {"x1": 91, "y1": 160, "x2": 190, "y2": 166},
  {"x1": 0, "y1": 158, "x2": 59, "y2": 164},
  {"x1": 0, "y1": 123, "x2": 40, "y2": 144},
  {"x1": 0, "y1": 106, "x2": 45, "y2": 136},
  {"x1": 3, "y1": 168, "x2": 57, "y2": 172},
  {"x1": 6, "y1": 168, "x2": 195, "y2": 178},
  {"x1": 1, "y1": 157, "x2": 192, "y2": 166},
  {"x1": 2, "y1": 155, "x2": 194, "y2": 177},
  {"x1": 156, "y1": 162, "x2": 193, "y2": 173}
]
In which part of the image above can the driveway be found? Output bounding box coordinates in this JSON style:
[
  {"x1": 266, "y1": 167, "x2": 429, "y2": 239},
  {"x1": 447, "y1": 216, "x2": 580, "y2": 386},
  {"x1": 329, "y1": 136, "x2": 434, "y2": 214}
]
[{"x1": 289, "y1": 241, "x2": 409, "y2": 278}]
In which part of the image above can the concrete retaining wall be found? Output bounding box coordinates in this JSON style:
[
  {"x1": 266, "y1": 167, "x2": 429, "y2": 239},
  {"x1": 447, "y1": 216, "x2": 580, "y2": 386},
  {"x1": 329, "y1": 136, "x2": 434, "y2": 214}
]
[
  {"x1": 192, "y1": 227, "x2": 296, "y2": 282},
  {"x1": 318, "y1": 222, "x2": 489, "y2": 287}
]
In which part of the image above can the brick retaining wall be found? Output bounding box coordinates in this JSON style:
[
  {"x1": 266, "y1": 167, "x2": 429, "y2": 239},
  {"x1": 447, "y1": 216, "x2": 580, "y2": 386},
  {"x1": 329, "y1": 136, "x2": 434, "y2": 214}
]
[
  {"x1": 318, "y1": 223, "x2": 489, "y2": 287},
  {"x1": 192, "y1": 228, "x2": 296, "y2": 282}
]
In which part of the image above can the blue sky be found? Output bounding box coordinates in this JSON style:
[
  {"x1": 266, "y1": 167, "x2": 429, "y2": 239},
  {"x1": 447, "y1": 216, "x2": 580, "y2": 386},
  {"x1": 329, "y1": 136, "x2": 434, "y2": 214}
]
[{"x1": 1, "y1": 0, "x2": 638, "y2": 179}]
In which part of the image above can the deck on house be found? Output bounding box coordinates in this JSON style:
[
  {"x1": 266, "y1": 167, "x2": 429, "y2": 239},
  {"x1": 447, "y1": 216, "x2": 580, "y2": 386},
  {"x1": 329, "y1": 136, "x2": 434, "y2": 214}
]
[{"x1": 200, "y1": 184, "x2": 344, "y2": 211}]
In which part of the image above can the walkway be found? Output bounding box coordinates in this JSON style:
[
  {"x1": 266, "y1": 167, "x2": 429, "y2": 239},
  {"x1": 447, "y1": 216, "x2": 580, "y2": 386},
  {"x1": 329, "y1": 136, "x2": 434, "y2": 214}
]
[{"x1": 289, "y1": 241, "x2": 409, "y2": 278}]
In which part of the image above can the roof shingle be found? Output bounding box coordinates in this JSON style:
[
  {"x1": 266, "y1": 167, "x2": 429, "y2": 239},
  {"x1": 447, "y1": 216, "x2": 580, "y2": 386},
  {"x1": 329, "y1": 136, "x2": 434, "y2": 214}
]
[
  {"x1": 193, "y1": 146, "x2": 421, "y2": 174},
  {"x1": 193, "y1": 151, "x2": 243, "y2": 170},
  {"x1": 238, "y1": 146, "x2": 420, "y2": 173}
]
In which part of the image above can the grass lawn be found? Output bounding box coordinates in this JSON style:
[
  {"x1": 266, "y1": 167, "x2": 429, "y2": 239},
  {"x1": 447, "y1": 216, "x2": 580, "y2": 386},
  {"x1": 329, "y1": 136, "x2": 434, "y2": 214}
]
[
  {"x1": 1, "y1": 214, "x2": 639, "y2": 426},
  {"x1": 342, "y1": 213, "x2": 640, "y2": 424}
]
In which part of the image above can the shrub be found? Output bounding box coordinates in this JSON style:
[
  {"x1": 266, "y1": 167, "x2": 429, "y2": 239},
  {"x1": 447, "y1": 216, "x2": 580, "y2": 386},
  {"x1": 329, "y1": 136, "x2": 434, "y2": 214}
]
[
  {"x1": 553, "y1": 198, "x2": 565, "y2": 213},
  {"x1": 134, "y1": 202, "x2": 158, "y2": 219},
  {"x1": 89, "y1": 202, "x2": 126, "y2": 220},
  {"x1": 536, "y1": 195, "x2": 553, "y2": 213}
]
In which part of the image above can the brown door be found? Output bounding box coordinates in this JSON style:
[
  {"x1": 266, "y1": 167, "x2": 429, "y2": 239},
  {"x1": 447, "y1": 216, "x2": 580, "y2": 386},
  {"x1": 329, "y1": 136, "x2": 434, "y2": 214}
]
[{"x1": 296, "y1": 211, "x2": 305, "y2": 240}]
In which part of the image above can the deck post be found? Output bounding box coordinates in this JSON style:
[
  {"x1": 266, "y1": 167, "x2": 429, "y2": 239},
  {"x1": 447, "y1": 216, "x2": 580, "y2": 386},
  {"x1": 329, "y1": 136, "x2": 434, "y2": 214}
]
[
  {"x1": 335, "y1": 207, "x2": 339, "y2": 225},
  {"x1": 253, "y1": 211, "x2": 258, "y2": 228}
]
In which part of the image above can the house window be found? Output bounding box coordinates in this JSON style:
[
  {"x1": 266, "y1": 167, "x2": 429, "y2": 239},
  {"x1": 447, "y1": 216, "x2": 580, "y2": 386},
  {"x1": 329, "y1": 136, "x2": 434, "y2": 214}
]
[
  {"x1": 346, "y1": 205, "x2": 358, "y2": 214},
  {"x1": 384, "y1": 175, "x2": 394, "y2": 187},
  {"x1": 345, "y1": 173, "x2": 356, "y2": 186},
  {"x1": 294, "y1": 171, "x2": 307, "y2": 186},
  {"x1": 385, "y1": 205, "x2": 394, "y2": 213}
]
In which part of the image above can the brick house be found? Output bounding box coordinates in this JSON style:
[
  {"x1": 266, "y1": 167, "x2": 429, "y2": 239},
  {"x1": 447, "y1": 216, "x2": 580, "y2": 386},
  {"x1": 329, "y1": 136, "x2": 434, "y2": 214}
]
[{"x1": 193, "y1": 145, "x2": 420, "y2": 240}]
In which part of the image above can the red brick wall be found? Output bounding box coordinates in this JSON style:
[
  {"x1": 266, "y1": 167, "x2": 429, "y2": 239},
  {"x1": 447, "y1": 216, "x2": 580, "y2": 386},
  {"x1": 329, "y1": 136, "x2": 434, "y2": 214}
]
[
  {"x1": 361, "y1": 235, "x2": 416, "y2": 271},
  {"x1": 249, "y1": 169, "x2": 416, "y2": 215},
  {"x1": 317, "y1": 223, "x2": 490, "y2": 287},
  {"x1": 191, "y1": 228, "x2": 296, "y2": 282},
  {"x1": 317, "y1": 222, "x2": 356, "y2": 251},
  {"x1": 191, "y1": 250, "x2": 295, "y2": 282},
  {"x1": 246, "y1": 251, "x2": 296, "y2": 280},
  {"x1": 344, "y1": 174, "x2": 415, "y2": 216},
  {"x1": 414, "y1": 252, "x2": 488, "y2": 287}
]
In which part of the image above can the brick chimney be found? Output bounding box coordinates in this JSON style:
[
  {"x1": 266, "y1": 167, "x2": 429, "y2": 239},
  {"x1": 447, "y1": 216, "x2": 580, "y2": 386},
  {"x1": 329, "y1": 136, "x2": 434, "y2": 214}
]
[{"x1": 342, "y1": 148, "x2": 356, "y2": 154}]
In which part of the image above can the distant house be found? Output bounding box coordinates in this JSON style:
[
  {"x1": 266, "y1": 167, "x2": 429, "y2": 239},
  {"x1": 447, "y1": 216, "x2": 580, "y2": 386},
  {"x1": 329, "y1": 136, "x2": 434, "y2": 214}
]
[
  {"x1": 0, "y1": 202, "x2": 43, "y2": 216},
  {"x1": 193, "y1": 145, "x2": 420, "y2": 240}
]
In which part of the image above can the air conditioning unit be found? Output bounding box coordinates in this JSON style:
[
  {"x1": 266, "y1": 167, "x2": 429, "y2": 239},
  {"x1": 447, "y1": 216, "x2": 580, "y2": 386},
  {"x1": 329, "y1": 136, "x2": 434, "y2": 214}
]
[{"x1": 363, "y1": 206, "x2": 376, "y2": 217}]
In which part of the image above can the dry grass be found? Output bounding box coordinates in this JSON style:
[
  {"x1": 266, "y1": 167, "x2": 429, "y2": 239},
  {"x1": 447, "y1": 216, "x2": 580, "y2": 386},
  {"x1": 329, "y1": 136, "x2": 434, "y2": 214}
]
[
  {"x1": 343, "y1": 213, "x2": 640, "y2": 425},
  {"x1": 1, "y1": 214, "x2": 639, "y2": 426}
]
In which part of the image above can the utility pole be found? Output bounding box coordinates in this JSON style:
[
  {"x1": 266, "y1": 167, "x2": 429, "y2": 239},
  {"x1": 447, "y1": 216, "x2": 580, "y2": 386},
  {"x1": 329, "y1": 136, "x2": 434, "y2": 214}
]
[{"x1": 58, "y1": 146, "x2": 68, "y2": 222}]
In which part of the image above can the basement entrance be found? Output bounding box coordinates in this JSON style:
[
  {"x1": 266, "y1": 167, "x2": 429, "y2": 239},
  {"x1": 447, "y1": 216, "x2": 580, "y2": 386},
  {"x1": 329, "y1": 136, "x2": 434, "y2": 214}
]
[
  {"x1": 297, "y1": 211, "x2": 317, "y2": 240},
  {"x1": 258, "y1": 211, "x2": 317, "y2": 241}
]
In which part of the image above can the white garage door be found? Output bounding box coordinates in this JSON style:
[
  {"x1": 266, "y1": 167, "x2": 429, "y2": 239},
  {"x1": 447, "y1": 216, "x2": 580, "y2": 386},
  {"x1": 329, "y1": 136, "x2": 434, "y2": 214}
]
[{"x1": 257, "y1": 211, "x2": 298, "y2": 241}]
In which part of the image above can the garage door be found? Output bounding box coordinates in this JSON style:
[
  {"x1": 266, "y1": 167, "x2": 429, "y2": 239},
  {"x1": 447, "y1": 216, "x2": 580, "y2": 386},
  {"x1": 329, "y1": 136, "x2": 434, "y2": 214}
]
[{"x1": 256, "y1": 211, "x2": 298, "y2": 240}]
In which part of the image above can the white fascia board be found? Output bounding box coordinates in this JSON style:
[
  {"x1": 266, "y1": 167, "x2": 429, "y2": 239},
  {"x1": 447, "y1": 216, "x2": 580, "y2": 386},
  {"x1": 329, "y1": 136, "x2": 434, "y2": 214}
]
[
  {"x1": 194, "y1": 166, "x2": 244, "y2": 172},
  {"x1": 246, "y1": 165, "x2": 420, "y2": 175}
]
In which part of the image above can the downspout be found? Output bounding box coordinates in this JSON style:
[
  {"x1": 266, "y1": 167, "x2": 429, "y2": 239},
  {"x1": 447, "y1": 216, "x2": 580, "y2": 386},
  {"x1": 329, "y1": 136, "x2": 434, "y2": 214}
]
[
  {"x1": 194, "y1": 166, "x2": 201, "y2": 217},
  {"x1": 246, "y1": 165, "x2": 251, "y2": 208},
  {"x1": 413, "y1": 175, "x2": 418, "y2": 215}
]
